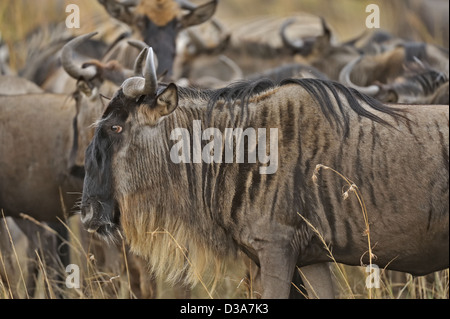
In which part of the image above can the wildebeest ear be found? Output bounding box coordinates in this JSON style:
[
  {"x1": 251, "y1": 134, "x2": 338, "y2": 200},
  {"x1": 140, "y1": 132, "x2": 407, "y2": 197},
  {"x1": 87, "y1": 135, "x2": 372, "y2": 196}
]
[
  {"x1": 319, "y1": 17, "x2": 332, "y2": 41},
  {"x1": 386, "y1": 89, "x2": 399, "y2": 103},
  {"x1": 179, "y1": 0, "x2": 217, "y2": 29},
  {"x1": 138, "y1": 83, "x2": 178, "y2": 125},
  {"x1": 155, "y1": 83, "x2": 179, "y2": 116}
]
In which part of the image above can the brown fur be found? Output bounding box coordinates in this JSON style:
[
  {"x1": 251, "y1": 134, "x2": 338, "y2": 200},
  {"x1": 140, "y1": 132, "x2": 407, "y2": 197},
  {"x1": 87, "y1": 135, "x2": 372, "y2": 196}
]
[
  {"x1": 118, "y1": 192, "x2": 225, "y2": 286},
  {"x1": 136, "y1": 0, "x2": 180, "y2": 26},
  {"x1": 82, "y1": 79, "x2": 448, "y2": 297}
]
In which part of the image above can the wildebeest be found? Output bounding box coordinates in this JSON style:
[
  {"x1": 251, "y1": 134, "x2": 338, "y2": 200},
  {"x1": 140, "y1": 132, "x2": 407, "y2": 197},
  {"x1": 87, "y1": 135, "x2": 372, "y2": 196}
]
[
  {"x1": 0, "y1": 32, "x2": 146, "y2": 222},
  {"x1": 98, "y1": 0, "x2": 218, "y2": 78},
  {"x1": 80, "y1": 48, "x2": 448, "y2": 298},
  {"x1": 281, "y1": 17, "x2": 449, "y2": 84},
  {"x1": 0, "y1": 75, "x2": 43, "y2": 95},
  {"x1": 0, "y1": 74, "x2": 57, "y2": 297},
  {"x1": 0, "y1": 33, "x2": 156, "y2": 297},
  {"x1": 340, "y1": 56, "x2": 449, "y2": 104},
  {"x1": 0, "y1": 90, "x2": 83, "y2": 296},
  {"x1": 17, "y1": 22, "x2": 111, "y2": 91},
  {"x1": 0, "y1": 33, "x2": 143, "y2": 221}
]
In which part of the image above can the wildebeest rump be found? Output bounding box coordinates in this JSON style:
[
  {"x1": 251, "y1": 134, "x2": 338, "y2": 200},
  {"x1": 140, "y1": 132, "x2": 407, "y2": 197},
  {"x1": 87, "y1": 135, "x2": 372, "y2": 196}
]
[
  {"x1": 0, "y1": 93, "x2": 82, "y2": 221},
  {"x1": 81, "y1": 49, "x2": 449, "y2": 298}
]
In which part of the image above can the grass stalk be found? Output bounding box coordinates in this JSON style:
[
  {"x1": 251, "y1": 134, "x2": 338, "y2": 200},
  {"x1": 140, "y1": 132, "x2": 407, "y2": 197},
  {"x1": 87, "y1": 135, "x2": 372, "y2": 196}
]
[
  {"x1": 311, "y1": 164, "x2": 376, "y2": 298},
  {"x1": 1, "y1": 210, "x2": 30, "y2": 299},
  {"x1": 148, "y1": 229, "x2": 214, "y2": 299}
]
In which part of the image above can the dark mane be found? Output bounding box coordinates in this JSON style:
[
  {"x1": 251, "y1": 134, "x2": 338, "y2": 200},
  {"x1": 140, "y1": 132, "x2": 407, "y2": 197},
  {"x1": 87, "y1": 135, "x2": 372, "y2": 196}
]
[
  {"x1": 177, "y1": 78, "x2": 406, "y2": 135},
  {"x1": 281, "y1": 78, "x2": 407, "y2": 133}
]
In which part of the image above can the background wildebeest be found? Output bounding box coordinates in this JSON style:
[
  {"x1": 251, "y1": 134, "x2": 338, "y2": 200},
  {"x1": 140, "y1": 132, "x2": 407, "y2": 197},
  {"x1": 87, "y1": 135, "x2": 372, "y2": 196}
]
[
  {"x1": 0, "y1": 32, "x2": 143, "y2": 222},
  {"x1": 81, "y1": 49, "x2": 448, "y2": 298},
  {"x1": 1, "y1": 0, "x2": 448, "y2": 299},
  {"x1": 340, "y1": 58, "x2": 449, "y2": 104},
  {"x1": 97, "y1": 0, "x2": 218, "y2": 79},
  {"x1": 0, "y1": 75, "x2": 43, "y2": 95},
  {"x1": 0, "y1": 33, "x2": 156, "y2": 298}
]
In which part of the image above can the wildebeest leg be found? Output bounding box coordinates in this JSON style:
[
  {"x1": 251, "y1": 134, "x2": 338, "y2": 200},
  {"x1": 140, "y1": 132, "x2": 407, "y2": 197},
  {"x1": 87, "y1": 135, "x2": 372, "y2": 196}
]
[
  {"x1": 126, "y1": 252, "x2": 158, "y2": 299},
  {"x1": 0, "y1": 217, "x2": 18, "y2": 298},
  {"x1": 299, "y1": 263, "x2": 335, "y2": 299},
  {"x1": 15, "y1": 219, "x2": 67, "y2": 298},
  {"x1": 289, "y1": 268, "x2": 307, "y2": 298},
  {"x1": 258, "y1": 245, "x2": 297, "y2": 298}
]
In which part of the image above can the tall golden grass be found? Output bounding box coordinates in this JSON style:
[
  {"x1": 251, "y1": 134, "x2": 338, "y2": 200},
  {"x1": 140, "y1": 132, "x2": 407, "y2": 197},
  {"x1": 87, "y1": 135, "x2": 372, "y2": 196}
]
[
  {"x1": 0, "y1": 0, "x2": 448, "y2": 299},
  {"x1": 1, "y1": 191, "x2": 448, "y2": 300}
]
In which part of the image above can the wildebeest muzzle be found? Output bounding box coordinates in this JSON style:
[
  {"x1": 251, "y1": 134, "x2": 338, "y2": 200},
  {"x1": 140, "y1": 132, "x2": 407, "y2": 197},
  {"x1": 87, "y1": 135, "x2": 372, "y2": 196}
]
[{"x1": 81, "y1": 197, "x2": 120, "y2": 241}]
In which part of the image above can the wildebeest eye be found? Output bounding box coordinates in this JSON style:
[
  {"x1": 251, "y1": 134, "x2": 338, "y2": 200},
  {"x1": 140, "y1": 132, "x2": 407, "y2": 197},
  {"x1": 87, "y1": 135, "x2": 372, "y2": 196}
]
[{"x1": 111, "y1": 125, "x2": 123, "y2": 133}]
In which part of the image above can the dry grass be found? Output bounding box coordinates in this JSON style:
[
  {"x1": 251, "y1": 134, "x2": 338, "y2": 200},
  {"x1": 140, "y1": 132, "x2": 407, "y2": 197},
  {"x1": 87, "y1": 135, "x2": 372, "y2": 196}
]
[
  {"x1": 293, "y1": 164, "x2": 449, "y2": 299},
  {"x1": 0, "y1": 212, "x2": 253, "y2": 299},
  {"x1": 1, "y1": 205, "x2": 448, "y2": 299},
  {"x1": 0, "y1": 0, "x2": 448, "y2": 299}
]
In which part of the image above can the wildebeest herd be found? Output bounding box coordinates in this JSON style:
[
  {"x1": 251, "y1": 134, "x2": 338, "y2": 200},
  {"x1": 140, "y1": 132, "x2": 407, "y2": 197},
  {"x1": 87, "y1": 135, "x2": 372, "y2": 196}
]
[{"x1": 0, "y1": 0, "x2": 448, "y2": 299}]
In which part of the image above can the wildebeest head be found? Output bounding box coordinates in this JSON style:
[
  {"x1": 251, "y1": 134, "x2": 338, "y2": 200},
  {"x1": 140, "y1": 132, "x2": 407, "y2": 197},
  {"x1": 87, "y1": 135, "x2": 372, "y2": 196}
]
[
  {"x1": 375, "y1": 70, "x2": 449, "y2": 104},
  {"x1": 98, "y1": 0, "x2": 218, "y2": 77},
  {"x1": 280, "y1": 17, "x2": 332, "y2": 57},
  {"x1": 80, "y1": 47, "x2": 178, "y2": 241},
  {"x1": 62, "y1": 32, "x2": 150, "y2": 177}
]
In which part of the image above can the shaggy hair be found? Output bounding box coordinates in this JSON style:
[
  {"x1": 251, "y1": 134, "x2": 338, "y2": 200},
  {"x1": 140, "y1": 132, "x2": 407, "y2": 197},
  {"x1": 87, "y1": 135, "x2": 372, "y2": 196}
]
[
  {"x1": 113, "y1": 78, "x2": 407, "y2": 286},
  {"x1": 82, "y1": 77, "x2": 448, "y2": 295}
]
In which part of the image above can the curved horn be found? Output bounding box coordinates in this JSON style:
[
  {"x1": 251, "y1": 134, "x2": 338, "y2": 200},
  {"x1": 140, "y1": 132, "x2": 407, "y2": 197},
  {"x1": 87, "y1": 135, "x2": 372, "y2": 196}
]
[
  {"x1": 176, "y1": 0, "x2": 197, "y2": 10},
  {"x1": 118, "y1": 0, "x2": 139, "y2": 6},
  {"x1": 127, "y1": 39, "x2": 148, "y2": 52},
  {"x1": 280, "y1": 18, "x2": 304, "y2": 51},
  {"x1": 187, "y1": 18, "x2": 229, "y2": 53},
  {"x1": 143, "y1": 47, "x2": 158, "y2": 94},
  {"x1": 122, "y1": 47, "x2": 158, "y2": 98},
  {"x1": 218, "y1": 55, "x2": 243, "y2": 81},
  {"x1": 339, "y1": 56, "x2": 380, "y2": 96},
  {"x1": 133, "y1": 47, "x2": 148, "y2": 76},
  {"x1": 186, "y1": 29, "x2": 207, "y2": 52},
  {"x1": 127, "y1": 40, "x2": 159, "y2": 74},
  {"x1": 62, "y1": 32, "x2": 98, "y2": 80}
]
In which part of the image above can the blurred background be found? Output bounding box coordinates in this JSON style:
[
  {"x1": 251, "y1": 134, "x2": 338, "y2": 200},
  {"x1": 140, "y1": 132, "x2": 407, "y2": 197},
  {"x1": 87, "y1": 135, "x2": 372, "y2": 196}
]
[{"x1": 1, "y1": 0, "x2": 449, "y2": 71}]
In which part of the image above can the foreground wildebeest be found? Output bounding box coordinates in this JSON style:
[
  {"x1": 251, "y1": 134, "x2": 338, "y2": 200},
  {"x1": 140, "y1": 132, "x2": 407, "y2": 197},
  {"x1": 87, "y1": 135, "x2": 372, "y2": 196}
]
[{"x1": 81, "y1": 48, "x2": 449, "y2": 298}]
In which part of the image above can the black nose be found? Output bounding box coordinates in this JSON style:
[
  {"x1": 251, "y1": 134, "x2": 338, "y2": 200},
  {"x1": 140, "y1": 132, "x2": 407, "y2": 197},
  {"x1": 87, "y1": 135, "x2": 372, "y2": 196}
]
[
  {"x1": 81, "y1": 206, "x2": 111, "y2": 234},
  {"x1": 80, "y1": 198, "x2": 118, "y2": 236}
]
